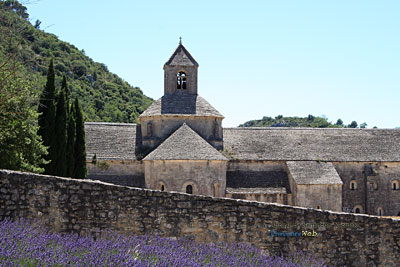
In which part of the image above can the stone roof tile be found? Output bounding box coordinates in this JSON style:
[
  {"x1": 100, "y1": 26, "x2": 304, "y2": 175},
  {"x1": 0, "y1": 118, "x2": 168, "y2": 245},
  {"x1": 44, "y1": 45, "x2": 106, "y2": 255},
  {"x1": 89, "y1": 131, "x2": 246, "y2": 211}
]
[
  {"x1": 139, "y1": 94, "x2": 223, "y2": 118},
  {"x1": 226, "y1": 187, "x2": 288, "y2": 194},
  {"x1": 223, "y1": 128, "x2": 400, "y2": 162},
  {"x1": 85, "y1": 122, "x2": 138, "y2": 160},
  {"x1": 165, "y1": 43, "x2": 199, "y2": 67},
  {"x1": 143, "y1": 123, "x2": 227, "y2": 161},
  {"x1": 286, "y1": 161, "x2": 343, "y2": 185}
]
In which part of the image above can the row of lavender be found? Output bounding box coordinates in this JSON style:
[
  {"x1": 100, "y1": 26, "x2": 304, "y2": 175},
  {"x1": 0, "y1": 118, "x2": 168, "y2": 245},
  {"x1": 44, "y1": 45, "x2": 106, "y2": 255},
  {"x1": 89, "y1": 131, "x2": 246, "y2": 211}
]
[{"x1": 0, "y1": 219, "x2": 326, "y2": 267}]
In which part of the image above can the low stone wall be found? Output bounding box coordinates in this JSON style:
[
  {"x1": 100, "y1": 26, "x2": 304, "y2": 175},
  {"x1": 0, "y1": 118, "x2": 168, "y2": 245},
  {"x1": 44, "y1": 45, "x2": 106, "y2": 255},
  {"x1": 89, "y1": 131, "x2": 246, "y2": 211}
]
[{"x1": 1, "y1": 170, "x2": 399, "y2": 266}]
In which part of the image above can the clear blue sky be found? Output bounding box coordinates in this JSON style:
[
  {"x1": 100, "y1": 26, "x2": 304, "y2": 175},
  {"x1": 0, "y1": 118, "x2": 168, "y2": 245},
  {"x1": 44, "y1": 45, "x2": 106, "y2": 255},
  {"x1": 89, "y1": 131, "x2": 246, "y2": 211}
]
[{"x1": 26, "y1": 0, "x2": 400, "y2": 128}]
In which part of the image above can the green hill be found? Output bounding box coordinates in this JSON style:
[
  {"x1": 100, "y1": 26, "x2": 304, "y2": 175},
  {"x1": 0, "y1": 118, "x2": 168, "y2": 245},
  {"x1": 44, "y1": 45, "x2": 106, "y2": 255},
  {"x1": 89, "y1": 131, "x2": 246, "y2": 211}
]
[
  {"x1": 240, "y1": 115, "x2": 366, "y2": 128},
  {"x1": 0, "y1": 1, "x2": 153, "y2": 123}
]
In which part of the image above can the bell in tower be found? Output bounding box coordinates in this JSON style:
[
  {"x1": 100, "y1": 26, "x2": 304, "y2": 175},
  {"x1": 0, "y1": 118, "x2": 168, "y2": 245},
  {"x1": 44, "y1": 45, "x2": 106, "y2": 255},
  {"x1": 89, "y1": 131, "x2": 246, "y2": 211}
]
[
  {"x1": 164, "y1": 38, "x2": 199, "y2": 95},
  {"x1": 138, "y1": 39, "x2": 223, "y2": 152}
]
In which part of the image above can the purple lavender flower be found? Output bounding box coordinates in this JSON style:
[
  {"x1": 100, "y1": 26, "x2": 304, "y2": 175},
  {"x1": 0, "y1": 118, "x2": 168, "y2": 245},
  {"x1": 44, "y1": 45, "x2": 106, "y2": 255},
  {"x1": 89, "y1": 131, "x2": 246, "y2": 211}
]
[{"x1": 0, "y1": 218, "x2": 326, "y2": 267}]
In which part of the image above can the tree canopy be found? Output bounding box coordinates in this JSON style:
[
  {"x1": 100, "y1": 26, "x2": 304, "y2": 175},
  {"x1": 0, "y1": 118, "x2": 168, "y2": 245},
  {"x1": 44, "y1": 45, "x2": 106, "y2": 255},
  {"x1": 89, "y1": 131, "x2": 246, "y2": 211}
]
[
  {"x1": 0, "y1": 60, "x2": 47, "y2": 172},
  {"x1": 240, "y1": 115, "x2": 368, "y2": 129}
]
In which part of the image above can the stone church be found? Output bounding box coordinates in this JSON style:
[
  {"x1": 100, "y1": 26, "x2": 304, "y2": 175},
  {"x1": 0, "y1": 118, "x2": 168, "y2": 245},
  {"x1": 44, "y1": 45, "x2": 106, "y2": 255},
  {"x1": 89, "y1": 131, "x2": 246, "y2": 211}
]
[{"x1": 85, "y1": 41, "x2": 400, "y2": 216}]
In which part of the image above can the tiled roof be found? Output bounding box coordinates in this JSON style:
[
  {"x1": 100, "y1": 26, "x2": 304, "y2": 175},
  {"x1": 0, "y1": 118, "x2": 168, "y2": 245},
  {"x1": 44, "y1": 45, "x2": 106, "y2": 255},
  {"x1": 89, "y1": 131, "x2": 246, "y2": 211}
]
[
  {"x1": 143, "y1": 123, "x2": 227, "y2": 161},
  {"x1": 223, "y1": 128, "x2": 400, "y2": 162},
  {"x1": 286, "y1": 161, "x2": 343, "y2": 185},
  {"x1": 139, "y1": 94, "x2": 223, "y2": 118},
  {"x1": 226, "y1": 187, "x2": 287, "y2": 194},
  {"x1": 85, "y1": 122, "x2": 138, "y2": 160},
  {"x1": 85, "y1": 123, "x2": 400, "y2": 162},
  {"x1": 165, "y1": 43, "x2": 199, "y2": 67}
]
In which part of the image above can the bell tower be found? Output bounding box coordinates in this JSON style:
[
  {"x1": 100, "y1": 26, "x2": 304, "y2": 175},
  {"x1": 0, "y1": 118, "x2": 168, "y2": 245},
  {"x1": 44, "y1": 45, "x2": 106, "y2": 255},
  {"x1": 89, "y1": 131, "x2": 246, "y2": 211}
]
[
  {"x1": 138, "y1": 39, "x2": 224, "y2": 152},
  {"x1": 164, "y1": 38, "x2": 199, "y2": 95}
]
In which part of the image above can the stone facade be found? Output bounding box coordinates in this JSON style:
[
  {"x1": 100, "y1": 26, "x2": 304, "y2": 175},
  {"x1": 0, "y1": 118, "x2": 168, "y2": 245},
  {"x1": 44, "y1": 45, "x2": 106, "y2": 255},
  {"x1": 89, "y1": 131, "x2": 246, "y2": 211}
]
[
  {"x1": 144, "y1": 160, "x2": 226, "y2": 197},
  {"x1": 287, "y1": 161, "x2": 343, "y2": 211},
  {"x1": 139, "y1": 115, "x2": 223, "y2": 150},
  {"x1": 334, "y1": 162, "x2": 400, "y2": 216},
  {"x1": 1, "y1": 170, "x2": 400, "y2": 267},
  {"x1": 85, "y1": 42, "x2": 400, "y2": 217}
]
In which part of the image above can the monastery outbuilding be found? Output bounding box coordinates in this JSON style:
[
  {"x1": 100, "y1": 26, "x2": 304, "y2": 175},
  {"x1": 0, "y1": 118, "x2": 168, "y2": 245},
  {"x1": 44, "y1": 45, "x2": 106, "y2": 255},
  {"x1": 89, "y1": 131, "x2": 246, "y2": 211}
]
[{"x1": 85, "y1": 41, "x2": 400, "y2": 216}]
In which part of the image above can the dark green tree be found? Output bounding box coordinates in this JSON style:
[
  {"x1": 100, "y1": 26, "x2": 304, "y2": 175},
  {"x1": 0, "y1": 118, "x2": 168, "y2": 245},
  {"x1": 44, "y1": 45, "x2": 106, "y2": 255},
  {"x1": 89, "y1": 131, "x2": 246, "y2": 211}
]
[
  {"x1": 38, "y1": 59, "x2": 56, "y2": 174},
  {"x1": 360, "y1": 122, "x2": 367, "y2": 128},
  {"x1": 66, "y1": 103, "x2": 76, "y2": 177},
  {"x1": 61, "y1": 74, "x2": 70, "y2": 103},
  {"x1": 336, "y1": 119, "x2": 343, "y2": 126},
  {"x1": 52, "y1": 88, "x2": 68, "y2": 176},
  {"x1": 349, "y1": 121, "x2": 358, "y2": 128},
  {"x1": 74, "y1": 96, "x2": 87, "y2": 179}
]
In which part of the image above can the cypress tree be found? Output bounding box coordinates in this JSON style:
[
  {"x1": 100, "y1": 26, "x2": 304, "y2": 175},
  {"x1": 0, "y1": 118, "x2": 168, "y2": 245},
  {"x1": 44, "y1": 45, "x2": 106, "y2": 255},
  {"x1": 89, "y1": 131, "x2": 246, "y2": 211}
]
[
  {"x1": 74, "y1": 97, "x2": 87, "y2": 179},
  {"x1": 61, "y1": 74, "x2": 70, "y2": 106},
  {"x1": 38, "y1": 59, "x2": 56, "y2": 174},
  {"x1": 66, "y1": 103, "x2": 76, "y2": 177},
  {"x1": 52, "y1": 88, "x2": 68, "y2": 177}
]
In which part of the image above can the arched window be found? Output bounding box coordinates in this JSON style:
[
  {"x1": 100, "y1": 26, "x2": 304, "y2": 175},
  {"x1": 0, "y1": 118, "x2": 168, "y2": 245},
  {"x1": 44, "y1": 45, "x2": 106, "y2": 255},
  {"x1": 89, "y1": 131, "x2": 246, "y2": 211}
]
[
  {"x1": 353, "y1": 205, "x2": 363, "y2": 214},
  {"x1": 186, "y1": 184, "x2": 193, "y2": 194},
  {"x1": 213, "y1": 183, "x2": 219, "y2": 197},
  {"x1": 377, "y1": 207, "x2": 384, "y2": 216},
  {"x1": 177, "y1": 71, "x2": 187, "y2": 89},
  {"x1": 158, "y1": 181, "x2": 166, "y2": 192},
  {"x1": 392, "y1": 180, "x2": 399, "y2": 190},
  {"x1": 350, "y1": 180, "x2": 357, "y2": 190},
  {"x1": 147, "y1": 122, "x2": 153, "y2": 137}
]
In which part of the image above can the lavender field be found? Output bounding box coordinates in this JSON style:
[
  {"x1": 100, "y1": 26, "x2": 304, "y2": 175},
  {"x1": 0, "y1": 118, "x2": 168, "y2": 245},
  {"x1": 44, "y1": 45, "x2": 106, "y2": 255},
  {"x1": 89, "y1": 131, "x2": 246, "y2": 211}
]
[{"x1": 0, "y1": 219, "x2": 326, "y2": 267}]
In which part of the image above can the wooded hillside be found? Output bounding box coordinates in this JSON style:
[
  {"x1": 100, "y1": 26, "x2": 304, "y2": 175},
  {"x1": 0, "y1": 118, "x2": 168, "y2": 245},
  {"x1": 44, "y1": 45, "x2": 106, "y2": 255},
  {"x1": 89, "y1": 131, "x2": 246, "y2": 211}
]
[{"x1": 0, "y1": 0, "x2": 153, "y2": 123}]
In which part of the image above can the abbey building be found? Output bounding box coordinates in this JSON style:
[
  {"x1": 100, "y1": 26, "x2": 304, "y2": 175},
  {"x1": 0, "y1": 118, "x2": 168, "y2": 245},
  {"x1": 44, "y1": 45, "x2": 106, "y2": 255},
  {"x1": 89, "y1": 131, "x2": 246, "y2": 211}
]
[{"x1": 85, "y1": 42, "x2": 400, "y2": 216}]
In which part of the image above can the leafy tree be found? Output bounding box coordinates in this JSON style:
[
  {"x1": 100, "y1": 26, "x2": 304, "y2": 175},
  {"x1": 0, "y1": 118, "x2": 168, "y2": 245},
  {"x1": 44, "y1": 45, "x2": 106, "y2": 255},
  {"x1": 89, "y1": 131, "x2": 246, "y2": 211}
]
[
  {"x1": 336, "y1": 119, "x2": 343, "y2": 126},
  {"x1": 360, "y1": 122, "x2": 367, "y2": 128},
  {"x1": 2, "y1": 0, "x2": 29, "y2": 19},
  {"x1": 38, "y1": 59, "x2": 56, "y2": 174},
  {"x1": 73, "y1": 96, "x2": 87, "y2": 179},
  {"x1": 349, "y1": 121, "x2": 358, "y2": 128},
  {"x1": 33, "y1": 19, "x2": 41, "y2": 29},
  {"x1": 0, "y1": 61, "x2": 47, "y2": 172}
]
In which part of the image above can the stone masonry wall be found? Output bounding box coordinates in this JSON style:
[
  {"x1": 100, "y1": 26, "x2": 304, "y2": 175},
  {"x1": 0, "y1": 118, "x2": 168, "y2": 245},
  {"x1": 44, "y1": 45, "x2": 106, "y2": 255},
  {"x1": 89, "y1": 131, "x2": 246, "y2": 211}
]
[
  {"x1": 140, "y1": 116, "x2": 223, "y2": 150},
  {"x1": 87, "y1": 160, "x2": 145, "y2": 188},
  {"x1": 334, "y1": 162, "x2": 400, "y2": 216},
  {"x1": 1, "y1": 170, "x2": 400, "y2": 266},
  {"x1": 144, "y1": 160, "x2": 226, "y2": 197}
]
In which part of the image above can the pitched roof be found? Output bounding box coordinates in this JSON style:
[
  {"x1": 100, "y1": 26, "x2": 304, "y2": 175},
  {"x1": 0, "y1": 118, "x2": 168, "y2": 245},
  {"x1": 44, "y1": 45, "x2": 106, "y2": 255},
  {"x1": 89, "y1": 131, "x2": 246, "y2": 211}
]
[
  {"x1": 286, "y1": 161, "x2": 343, "y2": 185},
  {"x1": 226, "y1": 187, "x2": 288, "y2": 194},
  {"x1": 165, "y1": 43, "x2": 199, "y2": 67},
  {"x1": 223, "y1": 128, "x2": 400, "y2": 162},
  {"x1": 139, "y1": 94, "x2": 223, "y2": 118},
  {"x1": 143, "y1": 123, "x2": 227, "y2": 161},
  {"x1": 85, "y1": 122, "x2": 138, "y2": 160}
]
